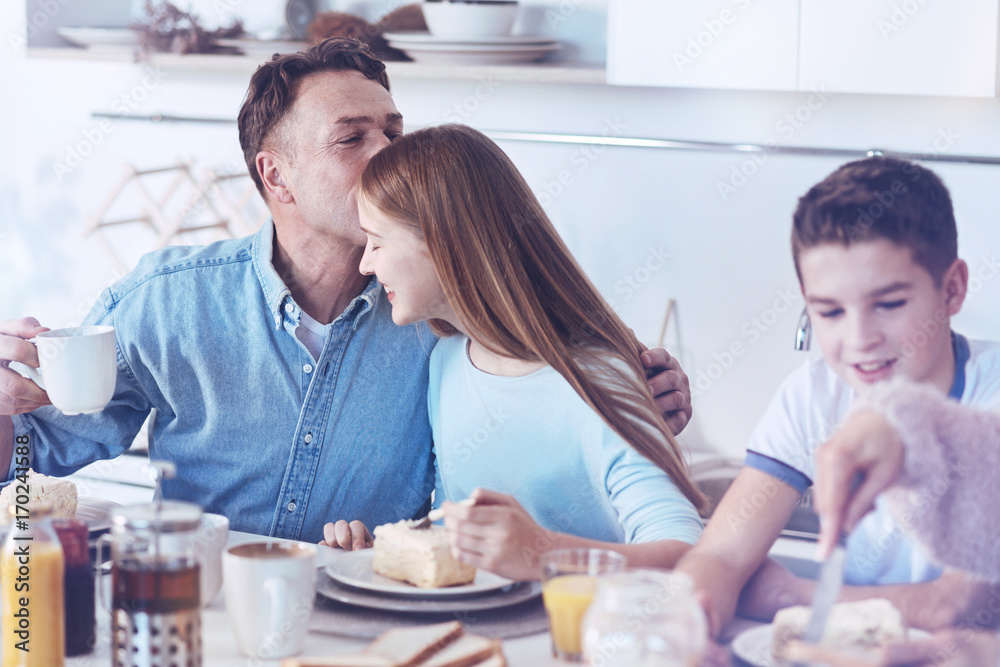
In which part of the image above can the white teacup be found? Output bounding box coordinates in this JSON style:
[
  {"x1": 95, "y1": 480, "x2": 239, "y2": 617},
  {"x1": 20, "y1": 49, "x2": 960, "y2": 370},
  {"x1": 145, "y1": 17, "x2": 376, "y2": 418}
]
[
  {"x1": 197, "y1": 513, "x2": 230, "y2": 607},
  {"x1": 223, "y1": 541, "x2": 316, "y2": 659},
  {"x1": 23, "y1": 325, "x2": 117, "y2": 415}
]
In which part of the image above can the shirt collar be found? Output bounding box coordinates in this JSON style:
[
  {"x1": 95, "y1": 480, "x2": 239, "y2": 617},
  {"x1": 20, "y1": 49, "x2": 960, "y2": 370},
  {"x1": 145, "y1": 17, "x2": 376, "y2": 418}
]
[
  {"x1": 948, "y1": 331, "x2": 970, "y2": 400},
  {"x1": 252, "y1": 220, "x2": 380, "y2": 330}
]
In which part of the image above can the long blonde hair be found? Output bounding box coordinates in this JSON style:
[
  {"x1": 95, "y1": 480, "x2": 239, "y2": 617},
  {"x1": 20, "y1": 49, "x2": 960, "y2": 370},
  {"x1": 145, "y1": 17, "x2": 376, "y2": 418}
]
[{"x1": 359, "y1": 124, "x2": 706, "y2": 511}]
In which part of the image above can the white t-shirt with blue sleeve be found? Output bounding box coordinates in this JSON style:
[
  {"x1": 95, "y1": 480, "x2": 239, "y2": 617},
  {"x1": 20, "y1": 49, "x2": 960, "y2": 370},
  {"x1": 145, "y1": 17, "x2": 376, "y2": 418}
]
[
  {"x1": 428, "y1": 335, "x2": 704, "y2": 545},
  {"x1": 745, "y1": 334, "x2": 1000, "y2": 585}
]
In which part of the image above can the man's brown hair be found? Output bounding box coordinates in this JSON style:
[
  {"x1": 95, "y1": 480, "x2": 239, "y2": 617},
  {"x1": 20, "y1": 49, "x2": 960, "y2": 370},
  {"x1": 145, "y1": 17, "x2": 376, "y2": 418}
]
[
  {"x1": 791, "y1": 156, "x2": 958, "y2": 285},
  {"x1": 238, "y1": 37, "x2": 390, "y2": 198}
]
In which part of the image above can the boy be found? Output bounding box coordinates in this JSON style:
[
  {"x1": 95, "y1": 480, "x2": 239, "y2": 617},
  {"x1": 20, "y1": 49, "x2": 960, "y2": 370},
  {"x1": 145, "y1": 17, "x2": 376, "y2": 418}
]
[{"x1": 675, "y1": 156, "x2": 1000, "y2": 636}]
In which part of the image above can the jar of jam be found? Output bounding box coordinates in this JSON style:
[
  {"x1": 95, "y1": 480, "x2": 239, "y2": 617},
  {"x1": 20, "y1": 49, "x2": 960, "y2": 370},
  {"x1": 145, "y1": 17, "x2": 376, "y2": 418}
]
[{"x1": 53, "y1": 518, "x2": 95, "y2": 656}]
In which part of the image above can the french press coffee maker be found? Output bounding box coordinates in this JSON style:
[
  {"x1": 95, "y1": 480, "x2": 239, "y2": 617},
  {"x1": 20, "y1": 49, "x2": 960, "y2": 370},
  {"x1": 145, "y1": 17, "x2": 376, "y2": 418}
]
[{"x1": 99, "y1": 462, "x2": 203, "y2": 667}]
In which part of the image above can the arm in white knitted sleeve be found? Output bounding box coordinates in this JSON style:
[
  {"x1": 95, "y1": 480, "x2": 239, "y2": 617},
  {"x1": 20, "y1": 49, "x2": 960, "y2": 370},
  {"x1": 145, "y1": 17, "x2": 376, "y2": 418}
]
[{"x1": 851, "y1": 380, "x2": 1000, "y2": 582}]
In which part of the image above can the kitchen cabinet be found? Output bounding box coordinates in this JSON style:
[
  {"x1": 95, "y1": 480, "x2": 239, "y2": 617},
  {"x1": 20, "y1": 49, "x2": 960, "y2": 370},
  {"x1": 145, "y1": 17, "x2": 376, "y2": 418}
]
[
  {"x1": 609, "y1": 0, "x2": 1000, "y2": 98},
  {"x1": 798, "y1": 0, "x2": 999, "y2": 98},
  {"x1": 608, "y1": 0, "x2": 800, "y2": 91}
]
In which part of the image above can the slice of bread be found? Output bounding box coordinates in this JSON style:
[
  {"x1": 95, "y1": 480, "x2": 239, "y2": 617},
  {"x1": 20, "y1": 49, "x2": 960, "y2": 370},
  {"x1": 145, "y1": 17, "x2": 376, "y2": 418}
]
[
  {"x1": 282, "y1": 622, "x2": 508, "y2": 667},
  {"x1": 421, "y1": 633, "x2": 501, "y2": 667},
  {"x1": 772, "y1": 598, "x2": 907, "y2": 660},
  {"x1": 0, "y1": 470, "x2": 78, "y2": 520},
  {"x1": 468, "y1": 655, "x2": 506, "y2": 667},
  {"x1": 282, "y1": 654, "x2": 394, "y2": 667},
  {"x1": 367, "y1": 621, "x2": 464, "y2": 667}
]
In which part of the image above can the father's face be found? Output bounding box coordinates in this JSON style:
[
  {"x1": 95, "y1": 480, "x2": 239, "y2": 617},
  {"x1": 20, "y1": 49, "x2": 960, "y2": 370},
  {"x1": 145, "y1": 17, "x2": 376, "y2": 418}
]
[{"x1": 275, "y1": 69, "x2": 402, "y2": 247}]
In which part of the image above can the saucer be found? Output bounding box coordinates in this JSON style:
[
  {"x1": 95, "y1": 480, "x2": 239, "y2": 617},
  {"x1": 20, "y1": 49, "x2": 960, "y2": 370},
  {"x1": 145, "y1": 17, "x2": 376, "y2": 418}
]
[{"x1": 383, "y1": 31, "x2": 558, "y2": 46}]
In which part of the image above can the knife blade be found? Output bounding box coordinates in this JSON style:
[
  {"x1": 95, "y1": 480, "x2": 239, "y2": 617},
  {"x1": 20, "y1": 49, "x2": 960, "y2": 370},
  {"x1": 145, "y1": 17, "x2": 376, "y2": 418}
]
[
  {"x1": 801, "y1": 531, "x2": 847, "y2": 645},
  {"x1": 801, "y1": 471, "x2": 863, "y2": 646}
]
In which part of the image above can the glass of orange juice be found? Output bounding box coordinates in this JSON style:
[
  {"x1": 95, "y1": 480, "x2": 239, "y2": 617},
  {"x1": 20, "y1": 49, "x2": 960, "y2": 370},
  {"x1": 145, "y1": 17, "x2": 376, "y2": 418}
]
[{"x1": 541, "y1": 548, "x2": 627, "y2": 662}]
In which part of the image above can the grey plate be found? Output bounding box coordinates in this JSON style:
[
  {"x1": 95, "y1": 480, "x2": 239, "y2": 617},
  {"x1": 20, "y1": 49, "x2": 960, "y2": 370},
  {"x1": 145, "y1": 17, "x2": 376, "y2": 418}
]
[{"x1": 318, "y1": 571, "x2": 541, "y2": 613}]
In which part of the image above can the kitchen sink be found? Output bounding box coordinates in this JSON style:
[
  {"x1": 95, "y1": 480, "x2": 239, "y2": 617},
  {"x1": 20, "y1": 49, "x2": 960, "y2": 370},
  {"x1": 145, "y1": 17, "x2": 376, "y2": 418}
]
[{"x1": 693, "y1": 458, "x2": 820, "y2": 540}]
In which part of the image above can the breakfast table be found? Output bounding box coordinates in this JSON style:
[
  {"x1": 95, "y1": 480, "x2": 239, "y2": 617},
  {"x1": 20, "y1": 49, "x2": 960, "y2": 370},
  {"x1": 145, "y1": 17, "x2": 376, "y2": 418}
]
[{"x1": 64, "y1": 528, "x2": 771, "y2": 666}]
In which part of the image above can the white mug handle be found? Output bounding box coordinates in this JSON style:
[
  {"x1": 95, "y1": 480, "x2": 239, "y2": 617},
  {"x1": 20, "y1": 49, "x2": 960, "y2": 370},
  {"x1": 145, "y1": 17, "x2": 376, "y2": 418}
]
[
  {"x1": 9, "y1": 359, "x2": 45, "y2": 391},
  {"x1": 263, "y1": 577, "x2": 288, "y2": 637}
]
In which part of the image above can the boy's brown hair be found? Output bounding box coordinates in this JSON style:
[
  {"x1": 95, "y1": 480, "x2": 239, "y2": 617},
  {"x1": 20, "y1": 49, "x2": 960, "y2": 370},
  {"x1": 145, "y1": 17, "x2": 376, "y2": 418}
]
[{"x1": 791, "y1": 157, "x2": 957, "y2": 285}]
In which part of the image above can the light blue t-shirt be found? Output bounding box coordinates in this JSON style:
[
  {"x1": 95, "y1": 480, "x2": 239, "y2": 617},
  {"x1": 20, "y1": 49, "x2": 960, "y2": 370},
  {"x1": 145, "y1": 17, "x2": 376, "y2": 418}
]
[{"x1": 428, "y1": 335, "x2": 704, "y2": 545}]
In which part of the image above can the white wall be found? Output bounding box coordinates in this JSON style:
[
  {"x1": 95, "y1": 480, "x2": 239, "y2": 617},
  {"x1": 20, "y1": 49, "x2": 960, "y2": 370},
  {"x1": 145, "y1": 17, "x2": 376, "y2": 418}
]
[{"x1": 3, "y1": 1, "x2": 999, "y2": 461}]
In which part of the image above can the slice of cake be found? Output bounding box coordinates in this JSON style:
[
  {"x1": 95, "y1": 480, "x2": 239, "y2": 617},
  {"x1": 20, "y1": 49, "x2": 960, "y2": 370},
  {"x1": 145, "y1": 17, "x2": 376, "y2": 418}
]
[
  {"x1": 372, "y1": 520, "x2": 476, "y2": 588},
  {"x1": 772, "y1": 598, "x2": 907, "y2": 660},
  {"x1": 0, "y1": 470, "x2": 78, "y2": 520}
]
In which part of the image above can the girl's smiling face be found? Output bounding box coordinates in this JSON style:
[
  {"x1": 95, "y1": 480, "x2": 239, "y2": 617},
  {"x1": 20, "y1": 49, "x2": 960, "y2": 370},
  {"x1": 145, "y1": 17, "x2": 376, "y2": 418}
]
[
  {"x1": 358, "y1": 199, "x2": 454, "y2": 327},
  {"x1": 799, "y1": 238, "x2": 967, "y2": 395}
]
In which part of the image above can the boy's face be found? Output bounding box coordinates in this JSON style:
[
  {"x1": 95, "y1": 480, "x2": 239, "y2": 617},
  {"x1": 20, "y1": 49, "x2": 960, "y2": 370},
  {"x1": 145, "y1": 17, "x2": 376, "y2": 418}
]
[{"x1": 799, "y1": 239, "x2": 967, "y2": 395}]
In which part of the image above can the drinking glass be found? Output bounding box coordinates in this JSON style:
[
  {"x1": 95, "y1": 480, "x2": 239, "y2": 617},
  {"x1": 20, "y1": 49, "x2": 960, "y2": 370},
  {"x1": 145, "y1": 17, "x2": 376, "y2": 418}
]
[
  {"x1": 541, "y1": 548, "x2": 627, "y2": 662},
  {"x1": 581, "y1": 569, "x2": 707, "y2": 667}
]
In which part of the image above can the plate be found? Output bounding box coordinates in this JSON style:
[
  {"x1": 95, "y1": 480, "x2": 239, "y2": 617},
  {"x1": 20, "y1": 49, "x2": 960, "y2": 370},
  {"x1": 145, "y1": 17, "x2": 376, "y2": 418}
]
[
  {"x1": 387, "y1": 42, "x2": 560, "y2": 66},
  {"x1": 383, "y1": 31, "x2": 558, "y2": 46},
  {"x1": 76, "y1": 497, "x2": 120, "y2": 534},
  {"x1": 730, "y1": 624, "x2": 932, "y2": 667},
  {"x1": 317, "y1": 571, "x2": 541, "y2": 612},
  {"x1": 325, "y1": 549, "x2": 515, "y2": 598},
  {"x1": 57, "y1": 27, "x2": 139, "y2": 49}
]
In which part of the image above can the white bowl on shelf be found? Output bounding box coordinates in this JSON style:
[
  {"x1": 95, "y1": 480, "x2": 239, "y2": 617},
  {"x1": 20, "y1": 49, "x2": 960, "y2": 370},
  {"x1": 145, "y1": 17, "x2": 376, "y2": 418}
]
[{"x1": 421, "y1": 1, "x2": 519, "y2": 40}]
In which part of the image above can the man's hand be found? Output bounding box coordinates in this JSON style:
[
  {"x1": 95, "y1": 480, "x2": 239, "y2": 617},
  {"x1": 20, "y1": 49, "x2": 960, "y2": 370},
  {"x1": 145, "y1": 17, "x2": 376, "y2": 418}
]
[
  {"x1": 0, "y1": 318, "x2": 51, "y2": 416},
  {"x1": 442, "y1": 487, "x2": 550, "y2": 581},
  {"x1": 320, "y1": 520, "x2": 373, "y2": 550},
  {"x1": 641, "y1": 348, "x2": 692, "y2": 435},
  {"x1": 814, "y1": 411, "x2": 904, "y2": 559}
]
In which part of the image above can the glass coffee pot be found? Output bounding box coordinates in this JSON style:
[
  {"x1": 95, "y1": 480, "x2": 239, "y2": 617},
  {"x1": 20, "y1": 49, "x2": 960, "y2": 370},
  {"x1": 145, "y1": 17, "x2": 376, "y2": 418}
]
[{"x1": 98, "y1": 462, "x2": 203, "y2": 667}]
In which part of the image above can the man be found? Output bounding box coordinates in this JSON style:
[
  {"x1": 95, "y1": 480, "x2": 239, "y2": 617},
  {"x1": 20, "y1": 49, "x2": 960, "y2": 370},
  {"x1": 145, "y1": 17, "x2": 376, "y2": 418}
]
[{"x1": 0, "y1": 39, "x2": 693, "y2": 542}]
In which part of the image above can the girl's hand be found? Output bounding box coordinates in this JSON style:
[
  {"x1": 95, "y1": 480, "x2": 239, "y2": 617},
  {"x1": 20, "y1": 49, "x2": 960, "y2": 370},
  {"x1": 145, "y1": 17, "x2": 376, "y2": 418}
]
[
  {"x1": 442, "y1": 487, "x2": 551, "y2": 581},
  {"x1": 320, "y1": 519, "x2": 373, "y2": 550}
]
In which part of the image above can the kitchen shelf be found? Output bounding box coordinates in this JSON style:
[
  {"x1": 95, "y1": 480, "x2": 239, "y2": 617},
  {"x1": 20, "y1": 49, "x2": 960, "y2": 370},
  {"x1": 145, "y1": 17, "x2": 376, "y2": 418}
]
[{"x1": 26, "y1": 47, "x2": 607, "y2": 85}]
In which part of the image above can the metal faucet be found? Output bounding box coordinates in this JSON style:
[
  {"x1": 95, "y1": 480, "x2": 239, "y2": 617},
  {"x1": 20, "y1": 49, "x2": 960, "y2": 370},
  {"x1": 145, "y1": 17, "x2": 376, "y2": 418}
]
[{"x1": 794, "y1": 307, "x2": 811, "y2": 351}]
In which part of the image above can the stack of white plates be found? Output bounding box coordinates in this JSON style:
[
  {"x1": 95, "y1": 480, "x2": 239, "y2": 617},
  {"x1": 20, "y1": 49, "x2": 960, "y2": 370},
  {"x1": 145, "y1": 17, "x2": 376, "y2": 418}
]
[{"x1": 383, "y1": 31, "x2": 560, "y2": 65}]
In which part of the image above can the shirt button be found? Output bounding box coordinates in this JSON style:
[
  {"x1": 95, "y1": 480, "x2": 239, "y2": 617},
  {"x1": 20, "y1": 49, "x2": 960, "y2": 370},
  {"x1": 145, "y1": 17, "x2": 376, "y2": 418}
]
[
  {"x1": 303, "y1": 364, "x2": 313, "y2": 374},
  {"x1": 287, "y1": 501, "x2": 296, "y2": 512},
  {"x1": 304, "y1": 433, "x2": 313, "y2": 444},
  {"x1": 284, "y1": 303, "x2": 294, "y2": 313}
]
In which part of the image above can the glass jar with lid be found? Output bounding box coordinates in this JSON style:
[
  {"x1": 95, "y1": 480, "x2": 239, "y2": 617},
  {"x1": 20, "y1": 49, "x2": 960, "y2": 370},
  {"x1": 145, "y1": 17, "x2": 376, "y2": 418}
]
[{"x1": 581, "y1": 569, "x2": 707, "y2": 667}]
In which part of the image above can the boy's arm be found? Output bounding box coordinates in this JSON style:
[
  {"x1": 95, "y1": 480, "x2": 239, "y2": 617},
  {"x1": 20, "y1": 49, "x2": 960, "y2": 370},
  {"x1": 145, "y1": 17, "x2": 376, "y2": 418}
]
[
  {"x1": 674, "y1": 466, "x2": 802, "y2": 637},
  {"x1": 841, "y1": 569, "x2": 998, "y2": 632},
  {"x1": 737, "y1": 560, "x2": 997, "y2": 632}
]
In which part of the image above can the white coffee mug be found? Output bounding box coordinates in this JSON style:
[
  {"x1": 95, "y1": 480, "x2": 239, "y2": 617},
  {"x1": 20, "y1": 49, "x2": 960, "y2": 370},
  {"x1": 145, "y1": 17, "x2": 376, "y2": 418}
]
[
  {"x1": 23, "y1": 325, "x2": 117, "y2": 415},
  {"x1": 223, "y1": 541, "x2": 316, "y2": 659},
  {"x1": 197, "y1": 513, "x2": 230, "y2": 607}
]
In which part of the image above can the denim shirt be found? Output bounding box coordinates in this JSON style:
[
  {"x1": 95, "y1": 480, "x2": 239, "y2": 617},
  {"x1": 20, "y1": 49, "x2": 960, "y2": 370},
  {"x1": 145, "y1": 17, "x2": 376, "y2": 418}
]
[{"x1": 12, "y1": 221, "x2": 437, "y2": 541}]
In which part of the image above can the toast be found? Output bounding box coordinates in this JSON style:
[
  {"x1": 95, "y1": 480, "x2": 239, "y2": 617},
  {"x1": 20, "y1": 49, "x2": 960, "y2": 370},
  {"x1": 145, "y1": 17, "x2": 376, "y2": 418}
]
[{"x1": 283, "y1": 621, "x2": 506, "y2": 667}]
